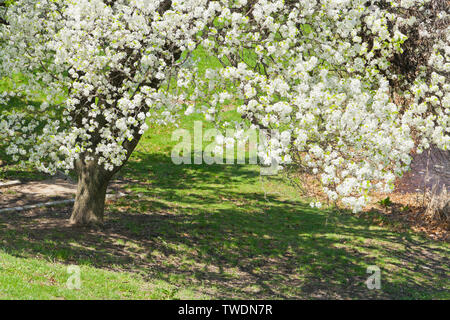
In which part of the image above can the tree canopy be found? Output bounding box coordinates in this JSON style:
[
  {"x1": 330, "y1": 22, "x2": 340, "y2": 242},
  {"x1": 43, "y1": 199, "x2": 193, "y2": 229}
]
[{"x1": 0, "y1": 0, "x2": 448, "y2": 221}]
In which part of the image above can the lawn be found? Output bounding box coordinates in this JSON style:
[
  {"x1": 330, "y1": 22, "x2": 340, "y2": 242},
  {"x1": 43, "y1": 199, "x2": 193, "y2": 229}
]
[{"x1": 0, "y1": 113, "x2": 449, "y2": 300}]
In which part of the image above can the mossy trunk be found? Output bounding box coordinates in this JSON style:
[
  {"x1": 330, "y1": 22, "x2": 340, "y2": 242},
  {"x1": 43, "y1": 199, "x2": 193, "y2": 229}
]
[{"x1": 70, "y1": 160, "x2": 111, "y2": 226}]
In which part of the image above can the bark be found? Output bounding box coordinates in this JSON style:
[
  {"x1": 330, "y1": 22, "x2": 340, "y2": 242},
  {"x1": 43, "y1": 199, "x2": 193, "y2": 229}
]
[
  {"x1": 69, "y1": 159, "x2": 111, "y2": 226},
  {"x1": 69, "y1": 130, "x2": 144, "y2": 226}
]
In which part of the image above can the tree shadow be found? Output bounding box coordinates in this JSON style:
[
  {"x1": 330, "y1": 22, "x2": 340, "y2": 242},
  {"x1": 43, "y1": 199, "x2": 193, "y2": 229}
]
[{"x1": 0, "y1": 152, "x2": 448, "y2": 299}]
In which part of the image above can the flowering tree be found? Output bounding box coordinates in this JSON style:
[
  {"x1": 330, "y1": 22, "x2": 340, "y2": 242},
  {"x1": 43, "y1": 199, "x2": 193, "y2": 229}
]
[{"x1": 0, "y1": 0, "x2": 448, "y2": 225}]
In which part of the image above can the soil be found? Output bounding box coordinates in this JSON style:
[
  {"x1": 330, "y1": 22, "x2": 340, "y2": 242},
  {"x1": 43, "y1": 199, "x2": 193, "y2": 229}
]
[
  {"x1": 368, "y1": 147, "x2": 450, "y2": 241},
  {"x1": 0, "y1": 178, "x2": 127, "y2": 209}
]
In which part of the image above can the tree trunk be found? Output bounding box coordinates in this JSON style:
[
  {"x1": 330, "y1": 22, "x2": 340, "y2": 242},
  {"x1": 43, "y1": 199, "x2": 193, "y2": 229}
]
[{"x1": 70, "y1": 159, "x2": 111, "y2": 226}]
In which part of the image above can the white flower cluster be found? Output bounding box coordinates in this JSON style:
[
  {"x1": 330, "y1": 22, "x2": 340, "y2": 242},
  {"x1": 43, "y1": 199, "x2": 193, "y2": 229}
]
[
  {"x1": 0, "y1": 0, "x2": 448, "y2": 212},
  {"x1": 0, "y1": 0, "x2": 212, "y2": 173}
]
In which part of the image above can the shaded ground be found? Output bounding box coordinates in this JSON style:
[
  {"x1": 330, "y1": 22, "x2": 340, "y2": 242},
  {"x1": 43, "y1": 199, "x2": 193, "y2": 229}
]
[
  {"x1": 0, "y1": 179, "x2": 75, "y2": 208},
  {"x1": 0, "y1": 178, "x2": 128, "y2": 208},
  {"x1": 0, "y1": 154, "x2": 448, "y2": 299},
  {"x1": 364, "y1": 147, "x2": 450, "y2": 241}
]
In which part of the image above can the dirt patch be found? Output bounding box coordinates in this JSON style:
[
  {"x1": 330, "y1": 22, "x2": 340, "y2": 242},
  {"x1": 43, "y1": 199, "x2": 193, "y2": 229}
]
[
  {"x1": 0, "y1": 178, "x2": 128, "y2": 209},
  {"x1": 366, "y1": 191, "x2": 449, "y2": 241},
  {"x1": 0, "y1": 178, "x2": 76, "y2": 208},
  {"x1": 365, "y1": 146, "x2": 450, "y2": 241}
]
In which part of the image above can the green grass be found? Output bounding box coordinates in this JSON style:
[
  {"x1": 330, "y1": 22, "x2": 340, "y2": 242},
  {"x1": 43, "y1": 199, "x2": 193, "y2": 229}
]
[
  {"x1": 0, "y1": 251, "x2": 196, "y2": 300},
  {"x1": 0, "y1": 113, "x2": 448, "y2": 300}
]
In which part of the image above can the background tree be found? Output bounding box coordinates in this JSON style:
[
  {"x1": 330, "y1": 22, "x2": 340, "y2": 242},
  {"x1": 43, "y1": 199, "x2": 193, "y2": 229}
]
[{"x1": 0, "y1": 0, "x2": 448, "y2": 225}]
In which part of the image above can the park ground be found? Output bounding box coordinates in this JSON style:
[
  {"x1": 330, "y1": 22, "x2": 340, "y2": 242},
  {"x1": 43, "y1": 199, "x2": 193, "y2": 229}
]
[{"x1": 0, "y1": 114, "x2": 449, "y2": 300}]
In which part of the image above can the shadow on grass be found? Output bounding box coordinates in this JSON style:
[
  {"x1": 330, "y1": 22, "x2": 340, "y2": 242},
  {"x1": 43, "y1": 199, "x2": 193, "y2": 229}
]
[{"x1": 0, "y1": 152, "x2": 448, "y2": 299}]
